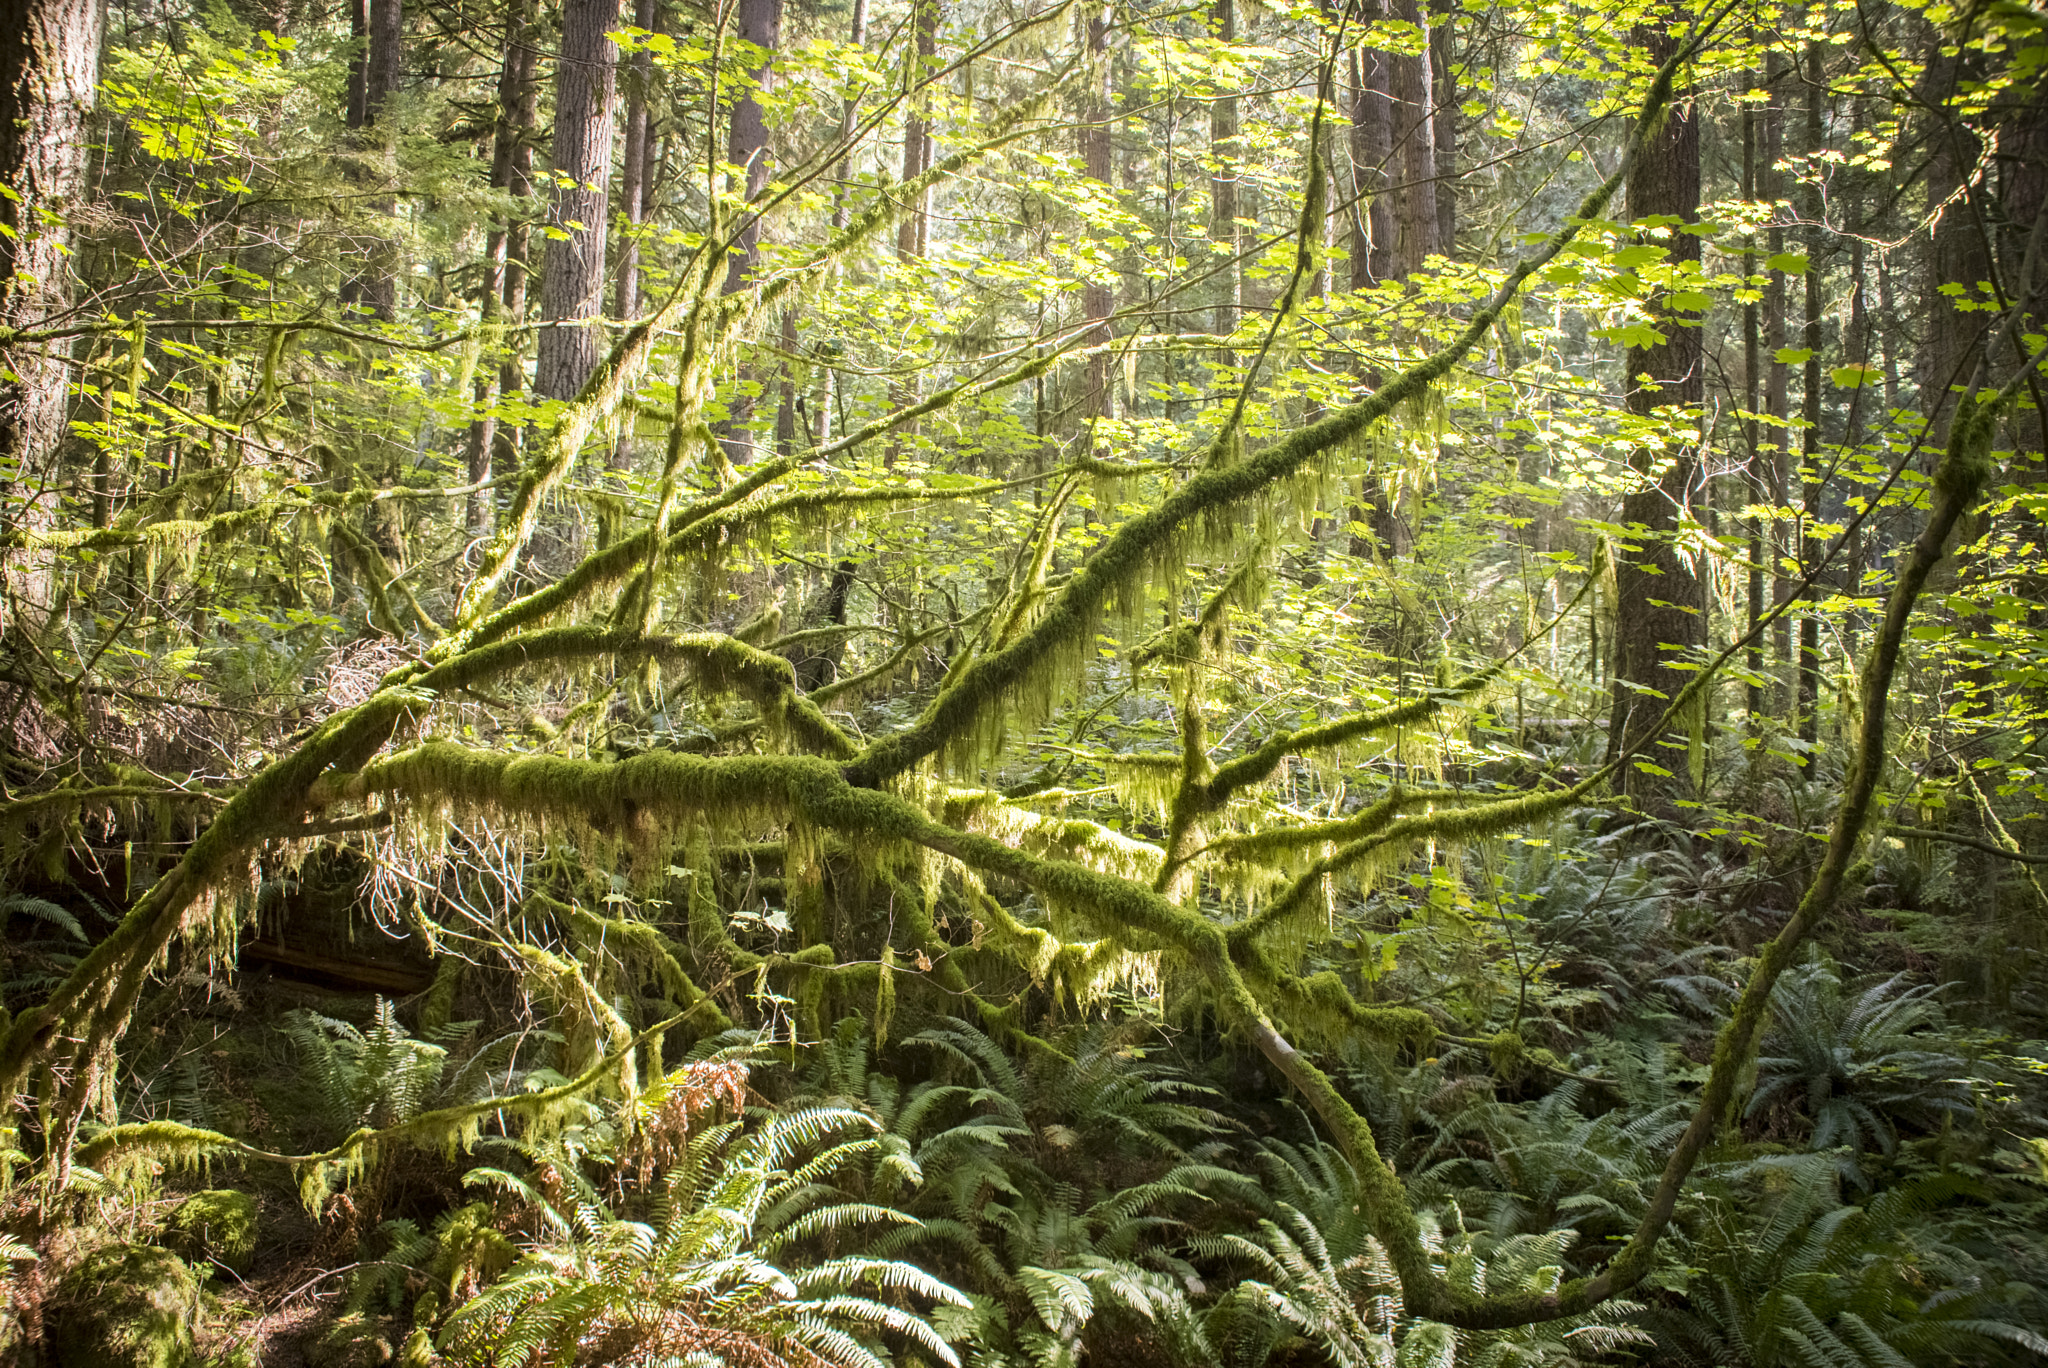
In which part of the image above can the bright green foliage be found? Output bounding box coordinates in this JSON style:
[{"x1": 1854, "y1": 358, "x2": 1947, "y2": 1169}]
[
  {"x1": 441, "y1": 1101, "x2": 965, "y2": 1368},
  {"x1": 2, "y1": 0, "x2": 2047, "y2": 1352}
]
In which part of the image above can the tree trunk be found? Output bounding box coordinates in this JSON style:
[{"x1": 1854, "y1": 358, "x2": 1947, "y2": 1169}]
[
  {"x1": 341, "y1": 0, "x2": 403, "y2": 322},
  {"x1": 1763, "y1": 52, "x2": 1791, "y2": 710},
  {"x1": 1796, "y1": 40, "x2": 1825, "y2": 746},
  {"x1": 1211, "y1": 0, "x2": 1241, "y2": 335},
  {"x1": 1082, "y1": 2, "x2": 1115, "y2": 425},
  {"x1": 815, "y1": 0, "x2": 867, "y2": 445},
  {"x1": 1429, "y1": 3, "x2": 1456, "y2": 257},
  {"x1": 0, "y1": 0, "x2": 101, "y2": 642},
  {"x1": 1389, "y1": 0, "x2": 1438, "y2": 278},
  {"x1": 717, "y1": 0, "x2": 783, "y2": 465},
  {"x1": 466, "y1": 0, "x2": 540, "y2": 541},
  {"x1": 495, "y1": 25, "x2": 541, "y2": 484},
  {"x1": 1607, "y1": 11, "x2": 1704, "y2": 796},
  {"x1": 615, "y1": 0, "x2": 657, "y2": 325},
  {"x1": 1349, "y1": 39, "x2": 1394, "y2": 290},
  {"x1": 1742, "y1": 66, "x2": 1765, "y2": 725},
  {"x1": 535, "y1": 0, "x2": 623, "y2": 402}
]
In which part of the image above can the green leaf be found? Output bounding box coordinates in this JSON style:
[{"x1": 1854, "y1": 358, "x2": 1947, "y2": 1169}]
[
  {"x1": 1767, "y1": 252, "x2": 1809, "y2": 274},
  {"x1": 1774, "y1": 347, "x2": 1815, "y2": 365}
]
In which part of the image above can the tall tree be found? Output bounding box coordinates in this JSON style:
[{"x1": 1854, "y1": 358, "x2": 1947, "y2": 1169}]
[
  {"x1": 1348, "y1": 36, "x2": 1394, "y2": 290},
  {"x1": 883, "y1": 0, "x2": 932, "y2": 464},
  {"x1": 614, "y1": 0, "x2": 659, "y2": 327},
  {"x1": 340, "y1": 0, "x2": 404, "y2": 321},
  {"x1": 1211, "y1": 0, "x2": 1241, "y2": 334},
  {"x1": 0, "y1": 0, "x2": 103, "y2": 638},
  {"x1": 535, "y1": 0, "x2": 624, "y2": 402},
  {"x1": 1388, "y1": 0, "x2": 1439, "y2": 277},
  {"x1": 1081, "y1": 0, "x2": 1115, "y2": 424},
  {"x1": 1606, "y1": 10, "x2": 1705, "y2": 792},
  {"x1": 465, "y1": 0, "x2": 542, "y2": 540},
  {"x1": 1428, "y1": 1, "x2": 1456, "y2": 255},
  {"x1": 1795, "y1": 38, "x2": 1825, "y2": 744}
]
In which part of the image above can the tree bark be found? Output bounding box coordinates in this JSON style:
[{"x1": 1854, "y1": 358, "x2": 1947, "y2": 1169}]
[
  {"x1": 1429, "y1": 3, "x2": 1456, "y2": 257},
  {"x1": 717, "y1": 0, "x2": 783, "y2": 465},
  {"x1": 1210, "y1": 0, "x2": 1241, "y2": 334},
  {"x1": 1796, "y1": 39, "x2": 1825, "y2": 745},
  {"x1": 1389, "y1": 0, "x2": 1438, "y2": 278},
  {"x1": 1742, "y1": 66, "x2": 1765, "y2": 725},
  {"x1": 1763, "y1": 52, "x2": 1792, "y2": 709},
  {"x1": 0, "y1": 0, "x2": 101, "y2": 641},
  {"x1": 340, "y1": 0, "x2": 403, "y2": 322},
  {"x1": 466, "y1": 0, "x2": 540, "y2": 541},
  {"x1": 1082, "y1": 2, "x2": 1115, "y2": 425},
  {"x1": 1349, "y1": 39, "x2": 1395, "y2": 290},
  {"x1": 535, "y1": 0, "x2": 623, "y2": 402},
  {"x1": 615, "y1": 0, "x2": 658, "y2": 325},
  {"x1": 1606, "y1": 11, "x2": 1704, "y2": 795}
]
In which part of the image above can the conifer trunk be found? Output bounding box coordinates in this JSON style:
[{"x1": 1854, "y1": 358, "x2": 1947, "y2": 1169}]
[
  {"x1": 0, "y1": 0, "x2": 101, "y2": 640},
  {"x1": 1606, "y1": 10, "x2": 1704, "y2": 794},
  {"x1": 1210, "y1": 0, "x2": 1241, "y2": 336},
  {"x1": 341, "y1": 0, "x2": 403, "y2": 322},
  {"x1": 1742, "y1": 65, "x2": 1766, "y2": 725},
  {"x1": 536, "y1": 0, "x2": 623, "y2": 402},
  {"x1": 718, "y1": 0, "x2": 783, "y2": 464},
  {"x1": 467, "y1": 0, "x2": 540, "y2": 540},
  {"x1": 1429, "y1": 3, "x2": 1456, "y2": 257},
  {"x1": 1348, "y1": 39, "x2": 1394, "y2": 290},
  {"x1": 615, "y1": 0, "x2": 657, "y2": 326},
  {"x1": 1795, "y1": 40, "x2": 1825, "y2": 745},
  {"x1": 1389, "y1": 0, "x2": 1438, "y2": 278},
  {"x1": 1082, "y1": 1, "x2": 1115, "y2": 425}
]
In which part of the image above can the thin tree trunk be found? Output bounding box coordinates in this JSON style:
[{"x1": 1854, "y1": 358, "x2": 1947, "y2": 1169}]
[
  {"x1": 816, "y1": 0, "x2": 867, "y2": 446},
  {"x1": 1742, "y1": 66, "x2": 1765, "y2": 725},
  {"x1": 1763, "y1": 52, "x2": 1792, "y2": 710},
  {"x1": 341, "y1": 0, "x2": 403, "y2": 322},
  {"x1": 1082, "y1": 1, "x2": 1115, "y2": 426},
  {"x1": 494, "y1": 29, "x2": 540, "y2": 484},
  {"x1": 1210, "y1": 0, "x2": 1240, "y2": 334},
  {"x1": 717, "y1": 0, "x2": 783, "y2": 465},
  {"x1": 0, "y1": 0, "x2": 101, "y2": 642},
  {"x1": 615, "y1": 0, "x2": 657, "y2": 324},
  {"x1": 467, "y1": 0, "x2": 540, "y2": 541},
  {"x1": 1607, "y1": 8, "x2": 1704, "y2": 797},
  {"x1": 1796, "y1": 40, "x2": 1825, "y2": 745},
  {"x1": 1429, "y1": 3, "x2": 1456, "y2": 257},
  {"x1": 535, "y1": 0, "x2": 623, "y2": 402}
]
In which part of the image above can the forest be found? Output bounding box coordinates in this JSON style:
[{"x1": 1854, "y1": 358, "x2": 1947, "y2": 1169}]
[{"x1": 0, "y1": 0, "x2": 2045, "y2": 1356}]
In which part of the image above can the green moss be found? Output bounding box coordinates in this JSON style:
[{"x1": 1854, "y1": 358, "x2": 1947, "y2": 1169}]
[
  {"x1": 47, "y1": 1243, "x2": 200, "y2": 1368},
  {"x1": 164, "y1": 1189, "x2": 258, "y2": 1276},
  {"x1": 302, "y1": 1314, "x2": 400, "y2": 1368}
]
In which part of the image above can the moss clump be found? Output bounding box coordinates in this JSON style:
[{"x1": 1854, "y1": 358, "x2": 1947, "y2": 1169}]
[
  {"x1": 47, "y1": 1242, "x2": 200, "y2": 1368},
  {"x1": 164, "y1": 1188, "x2": 258, "y2": 1275},
  {"x1": 302, "y1": 1314, "x2": 401, "y2": 1368}
]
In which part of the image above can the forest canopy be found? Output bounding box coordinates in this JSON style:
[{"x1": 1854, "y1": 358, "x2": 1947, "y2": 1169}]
[{"x1": 0, "y1": 0, "x2": 2046, "y2": 1359}]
